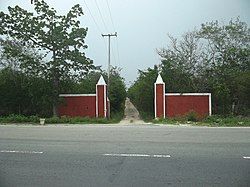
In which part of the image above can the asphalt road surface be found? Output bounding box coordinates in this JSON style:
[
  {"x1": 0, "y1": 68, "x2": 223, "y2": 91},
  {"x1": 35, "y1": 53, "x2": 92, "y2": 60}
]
[{"x1": 0, "y1": 124, "x2": 249, "y2": 187}]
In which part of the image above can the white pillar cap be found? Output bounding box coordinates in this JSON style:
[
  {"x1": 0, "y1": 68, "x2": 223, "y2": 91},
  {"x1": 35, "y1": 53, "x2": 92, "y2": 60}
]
[
  {"x1": 97, "y1": 75, "x2": 106, "y2": 85},
  {"x1": 155, "y1": 74, "x2": 164, "y2": 84}
]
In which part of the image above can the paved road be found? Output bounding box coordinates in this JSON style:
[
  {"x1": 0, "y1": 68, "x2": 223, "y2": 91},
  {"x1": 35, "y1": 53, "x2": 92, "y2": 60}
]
[{"x1": 0, "y1": 124, "x2": 249, "y2": 187}]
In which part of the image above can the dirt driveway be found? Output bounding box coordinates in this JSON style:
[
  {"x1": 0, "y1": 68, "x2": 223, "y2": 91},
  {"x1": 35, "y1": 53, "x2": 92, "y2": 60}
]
[{"x1": 119, "y1": 98, "x2": 145, "y2": 124}]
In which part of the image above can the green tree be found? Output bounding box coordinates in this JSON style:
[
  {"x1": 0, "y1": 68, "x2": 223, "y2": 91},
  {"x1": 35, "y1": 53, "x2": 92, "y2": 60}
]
[
  {"x1": 74, "y1": 70, "x2": 103, "y2": 94},
  {"x1": 109, "y1": 67, "x2": 126, "y2": 114},
  {"x1": 0, "y1": 0, "x2": 94, "y2": 116},
  {"x1": 0, "y1": 68, "x2": 53, "y2": 116},
  {"x1": 0, "y1": 37, "x2": 43, "y2": 76},
  {"x1": 129, "y1": 18, "x2": 250, "y2": 117},
  {"x1": 198, "y1": 18, "x2": 250, "y2": 114},
  {"x1": 73, "y1": 66, "x2": 126, "y2": 117},
  {"x1": 127, "y1": 66, "x2": 158, "y2": 119},
  {"x1": 157, "y1": 31, "x2": 206, "y2": 92}
]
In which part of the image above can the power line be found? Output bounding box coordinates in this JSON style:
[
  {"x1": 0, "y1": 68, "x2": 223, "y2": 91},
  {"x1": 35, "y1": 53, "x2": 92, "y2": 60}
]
[
  {"x1": 115, "y1": 38, "x2": 121, "y2": 67},
  {"x1": 83, "y1": 0, "x2": 108, "y2": 55},
  {"x1": 111, "y1": 41, "x2": 117, "y2": 65},
  {"x1": 83, "y1": 0, "x2": 103, "y2": 34},
  {"x1": 103, "y1": 0, "x2": 121, "y2": 67},
  {"x1": 94, "y1": 0, "x2": 108, "y2": 32},
  {"x1": 83, "y1": 0, "x2": 121, "y2": 71},
  {"x1": 105, "y1": 0, "x2": 115, "y2": 31}
]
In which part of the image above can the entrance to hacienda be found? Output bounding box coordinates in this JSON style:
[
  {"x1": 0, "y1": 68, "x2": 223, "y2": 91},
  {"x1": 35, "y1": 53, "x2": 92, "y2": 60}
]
[
  {"x1": 57, "y1": 75, "x2": 144, "y2": 122},
  {"x1": 58, "y1": 75, "x2": 109, "y2": 118},
  {"x1": 57, "y1": 74, "x2": 211, "y2": 121},
  {"x1": 154, "y1": 74, "x2": 211, "y2": 119}
]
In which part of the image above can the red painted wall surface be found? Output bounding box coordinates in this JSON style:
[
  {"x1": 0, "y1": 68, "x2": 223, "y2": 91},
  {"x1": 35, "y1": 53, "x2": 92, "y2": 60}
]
[
  {"x1": 155, "y1": 84, "x2": 164, "y2": 118},
  {"x1": 97, "y1": 85, "x2": 105, "y2": 117},
  {"x1": 165, "y1": 95, "x2": 209, "y2": 118},
  {"x1": 58, "y1": 96, "x2": 96, "y2": 117}
]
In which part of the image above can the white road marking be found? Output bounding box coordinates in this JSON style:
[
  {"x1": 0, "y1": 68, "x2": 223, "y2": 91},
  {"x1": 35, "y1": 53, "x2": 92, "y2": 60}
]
[
  {"x1": 104, "y1": 153, "x2": 150, "y2": 157},
  {"x1": 0, "y1": 150, "x2": 43, "y2": 154},
  {"x1": 243, "y1": 156, "x2": 250, "y2": 159},
  {"x1": 103, "y1": 153, "x2": 171, "y2": 158},
  {"x1": 153, "y1": 154, "x2": 171, "y2": 158}
]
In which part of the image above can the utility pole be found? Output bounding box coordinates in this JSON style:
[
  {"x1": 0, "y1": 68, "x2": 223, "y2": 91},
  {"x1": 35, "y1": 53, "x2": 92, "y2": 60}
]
[{"x1": 102, "y1": 32, "x2": 117, "y2": 97}]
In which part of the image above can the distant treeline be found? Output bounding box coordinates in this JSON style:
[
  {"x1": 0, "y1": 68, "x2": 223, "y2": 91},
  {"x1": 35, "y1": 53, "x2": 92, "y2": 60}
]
[{"x1": 128, "y1": 18, "x2": 250, "y2": 119}]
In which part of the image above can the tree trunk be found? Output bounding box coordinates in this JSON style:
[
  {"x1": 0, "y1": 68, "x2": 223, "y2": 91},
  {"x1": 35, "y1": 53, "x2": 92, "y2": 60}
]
[
  {"x1": 52, "y1": 72, "x2": 59, "y2": 117},
  {"x1": 231, "y1": 102, "x2": 235, "y2": 115},
  {"x1": 53, "y1": 103, "x2": 58, "y2": 117},
  {"x1": 52, "y1": 46, "x2": 59, "y2": 117},
  {"x1": 52, "y1": 103, "x2": 57, "y2": 117}
]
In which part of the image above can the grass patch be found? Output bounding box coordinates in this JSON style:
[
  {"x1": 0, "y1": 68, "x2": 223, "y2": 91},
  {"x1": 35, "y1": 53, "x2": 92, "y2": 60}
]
[
  {"x1": 152, "y1": 116, "x2": 193, "y2": 125},
  {"x1": 200, "y1": 115, "x2": 250, "y2": 127},
  {"x1": 110, "y1": 111, "x2": 124, "y2": 123},
  {"x1": 153, "y1": 115, "x2": 250, "y2": 127},
  {"x1": 0, "y1": 113, "x2": 123, "y2": 125},
  {"x1": 45, "y1": 116, "x2": 112, "y2": 124},
  {"x1": 138, "y1": 111, "x2": 154, "y2": 122},
  {"x1": 0, "y1": 114, "x2": 40, "y2": 123}
]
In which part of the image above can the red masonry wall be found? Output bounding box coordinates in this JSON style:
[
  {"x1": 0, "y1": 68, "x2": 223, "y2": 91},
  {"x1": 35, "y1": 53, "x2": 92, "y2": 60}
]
[
  {"x1": 165, "y1": 95, "x2": 210, "y2": 118},
  {"x1": 155, "y1": 84, "x2": 165, "y2": 118},
  {"x1": 58, "y1": 96, "x2": 96, "y2": 117}
]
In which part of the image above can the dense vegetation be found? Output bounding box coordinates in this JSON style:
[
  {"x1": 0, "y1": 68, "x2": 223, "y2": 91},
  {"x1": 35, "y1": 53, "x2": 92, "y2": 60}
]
[
  {"x1": 128, "y1": 18, "x2": 250, "y2": 119},
  {"x1": 0, "y1": 66, "x2": 126, "y2": 118},
  {"x1": 0, "y1": 0, "x2": 94, "y2": 116},
  {"x1": 0, "y1": 114, "x2": 121, "y2": 124},
  {"x1": 71, "y1": 67, "x2": 127, "y2": 118},
  {"x1": 0, "y1": 0, "x2": 126, "y2": 120}
]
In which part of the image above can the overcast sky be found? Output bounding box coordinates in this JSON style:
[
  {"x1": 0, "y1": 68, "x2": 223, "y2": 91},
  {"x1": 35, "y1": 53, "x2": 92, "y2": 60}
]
[{"x1": 0, "y1": 0, "x2": 249, "y2": 86}]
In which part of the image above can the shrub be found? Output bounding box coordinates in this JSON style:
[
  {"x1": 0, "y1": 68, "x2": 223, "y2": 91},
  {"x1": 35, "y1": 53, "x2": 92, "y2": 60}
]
[
  {"x1": 0, "y1": 114, "x2": 39, "y2": 123},
  {"x1": 185, "y1": 111, "x2": 199, "y2": 122},
  {"x1": 0, "y1": 115, "x2": 118, "y2": 124},
  {"x1": 203, "y1": 115, "x2": 250, "y2": 126}
]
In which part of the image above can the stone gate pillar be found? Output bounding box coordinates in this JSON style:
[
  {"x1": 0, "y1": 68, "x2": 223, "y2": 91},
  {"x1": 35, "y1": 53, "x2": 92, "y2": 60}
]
[
  {"x1": 154, "y1": 74, "x2": 165, "y2": 119},
  {"x1": 96, "y1": 75, "x2": 107, "y2": 118}
]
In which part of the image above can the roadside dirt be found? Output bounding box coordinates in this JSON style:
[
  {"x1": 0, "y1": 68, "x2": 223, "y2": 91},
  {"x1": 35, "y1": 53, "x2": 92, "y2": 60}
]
[{"x1": 119, "y1": 98, "x2": 145, "y2": 124}]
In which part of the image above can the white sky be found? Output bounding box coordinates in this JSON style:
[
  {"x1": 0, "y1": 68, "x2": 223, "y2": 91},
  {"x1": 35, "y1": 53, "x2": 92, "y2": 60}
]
[{"x1": 0, "y1": 0, "x2": 249, "y2": 86}]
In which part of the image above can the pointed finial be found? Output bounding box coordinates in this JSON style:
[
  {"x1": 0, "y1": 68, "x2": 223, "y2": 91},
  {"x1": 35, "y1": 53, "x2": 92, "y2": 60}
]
[
  {"x1": 97, "y1": 75, "x2": 106, "y2": 85},
  {"x1": 155, "y1": 74, "x2": 164, "y2": 84}
]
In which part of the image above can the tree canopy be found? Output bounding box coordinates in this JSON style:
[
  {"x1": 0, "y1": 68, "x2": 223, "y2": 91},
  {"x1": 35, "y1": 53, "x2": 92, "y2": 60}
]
[
  {"x1": 128, "y1": 18, "x2": 250, "y2": 118},
  {"x1": 73, "y1": 66, "x2": 127, "y2": 115},
  {"x1": 0, "y1": 0, "x2": 94, "y2": 116}
]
